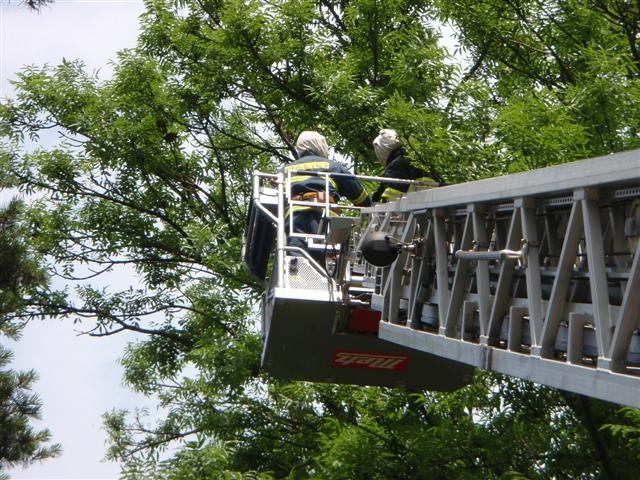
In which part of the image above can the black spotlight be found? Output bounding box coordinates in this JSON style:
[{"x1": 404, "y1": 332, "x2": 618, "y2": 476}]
[{"x1": 361, "y1": 230, "x2": 399, "y2": 267}]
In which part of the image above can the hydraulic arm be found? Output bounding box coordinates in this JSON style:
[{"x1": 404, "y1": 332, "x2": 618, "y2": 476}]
[
  {"x1": 361, "y1": 149, "x2": 640, "y2": 407},
  {"x1": 243, "y1": 149, "x2": 640, "y2": 407}
]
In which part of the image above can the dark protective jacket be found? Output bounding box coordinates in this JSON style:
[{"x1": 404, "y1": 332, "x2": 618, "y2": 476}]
[
  {"x1": 372, "y1": 148, "x2": 434, "y2": 202},
  {"x1": 284, "y1": 153, "x2": 372, "y2": 208}
]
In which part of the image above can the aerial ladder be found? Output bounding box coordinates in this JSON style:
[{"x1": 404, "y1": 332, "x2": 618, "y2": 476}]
[{"x1": 242, "y1": 149, "x2": 640, "y2": 407}]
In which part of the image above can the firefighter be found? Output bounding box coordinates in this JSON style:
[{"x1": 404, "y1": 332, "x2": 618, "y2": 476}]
[
  {"x1": 284, "y1": 131, "x2": 371, "y2": 263},
  {"x1": 371, "y1": 128, "x2": 437, "y2": 202}
]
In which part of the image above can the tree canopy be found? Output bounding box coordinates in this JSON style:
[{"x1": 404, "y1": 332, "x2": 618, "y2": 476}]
[{"x1": 2, "y1": 0, "x2": 640, "y2": 478}]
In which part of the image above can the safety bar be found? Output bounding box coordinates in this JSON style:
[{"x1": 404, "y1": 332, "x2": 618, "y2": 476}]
[
  {"x1": 284, "y1": 169, "x2": 440, "y2": 186},
  {"x1": 254, "y1": 201, "x2": 278, "y2": 224},
  {"x1": 455, "y1": 241, "x2": 528, "y2": 266},
  {"x1": 248, "y1": 168, "x2": 435, "y2": 288}
]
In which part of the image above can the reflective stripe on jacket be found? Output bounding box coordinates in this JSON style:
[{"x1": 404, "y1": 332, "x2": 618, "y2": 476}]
[
  {"x1": 284, "y1": 155, "x2": 371, "y2": 208},
  {"x1": 380, "y1": 176, "x2": 436, "y2": 202},
  {"x1": 373, "y1": 148, "x2": 434, "y2": 203}
]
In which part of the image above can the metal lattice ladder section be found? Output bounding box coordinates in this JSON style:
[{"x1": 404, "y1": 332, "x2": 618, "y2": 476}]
[{"x1": 360, "y1": 149, "x2": 640, "y2": 407}]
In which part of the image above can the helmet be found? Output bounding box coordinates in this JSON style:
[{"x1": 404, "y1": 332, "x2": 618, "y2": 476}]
[
  {"x1": 373, "y1": 128, "x2": 401, "y2": 166},
  {"x1": 295, "y1": 131, "x2": 329, "y2": 158}
]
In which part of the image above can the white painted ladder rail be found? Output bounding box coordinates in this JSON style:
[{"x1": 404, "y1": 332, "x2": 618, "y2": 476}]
[{"x1": 361, "y1": 149, "x2": 640, "y2": 407}]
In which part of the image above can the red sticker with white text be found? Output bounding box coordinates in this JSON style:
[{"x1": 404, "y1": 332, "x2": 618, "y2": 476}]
[{"x1": 332, "y1": 350, "x2": 409, "y2": 372}]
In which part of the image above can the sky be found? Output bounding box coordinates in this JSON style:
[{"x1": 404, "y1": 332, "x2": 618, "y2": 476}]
[{"x1": 0, "y1": 1, "x2": 151, "y2": 479}]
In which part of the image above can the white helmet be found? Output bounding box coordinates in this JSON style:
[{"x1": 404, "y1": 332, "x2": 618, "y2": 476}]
[
  {"x1": 373, "y1": 128, "x2": 401, "y2": 166},
  {"x1": 295, "y1": 131, "x2": 329, "y2": 158}
]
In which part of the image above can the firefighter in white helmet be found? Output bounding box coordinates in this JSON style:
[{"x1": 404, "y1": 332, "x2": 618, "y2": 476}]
[
  {"x1": 283, "y1": 131, "x2": 371, "y2": 262},
  {"x1": 372, "y1": 128, "x2": 437, "y2": 202}
]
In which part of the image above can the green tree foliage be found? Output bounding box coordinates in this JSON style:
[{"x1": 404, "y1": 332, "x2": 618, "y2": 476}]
[
  {"x1": 1, "y1": 0, "x2": 640, "y2": 478},
  {"x1": 436, "y1": 0, "x2": 640, "y2": 171},
  {"x1": 0, "y1": 201, "x2": 47, "y2": 323},
  {"x1": 0, "y1": 349, "x2": 62, "y2": 479},
  {"x1": 0, "y1": 202, "x2": 61, "y2": 478}
]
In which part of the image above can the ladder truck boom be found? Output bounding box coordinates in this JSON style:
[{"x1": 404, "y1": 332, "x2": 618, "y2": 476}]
[{"x1": 242, "y1": 149, "x2": 640, "y2": 407}]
